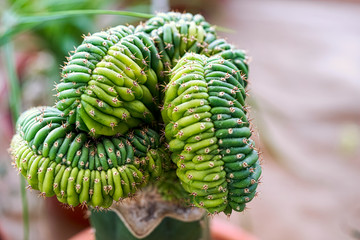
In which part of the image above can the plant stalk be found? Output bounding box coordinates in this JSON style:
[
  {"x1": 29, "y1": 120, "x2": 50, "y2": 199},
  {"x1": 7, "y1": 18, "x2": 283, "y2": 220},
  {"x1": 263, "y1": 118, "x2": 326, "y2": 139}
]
[
  {"x1": 0, "y1": 10, "x2": 154, "y2": 46},
  {"x1": 3, "y1": 41, "x2": 29, "y2": 240}
]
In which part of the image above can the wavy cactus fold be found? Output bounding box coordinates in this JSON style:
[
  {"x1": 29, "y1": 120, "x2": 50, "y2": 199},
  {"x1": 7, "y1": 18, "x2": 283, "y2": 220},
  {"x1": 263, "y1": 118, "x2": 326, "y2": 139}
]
[
  {"x1": 9, "y1": 12, "x2": 260, "y2": 215},
  {"x1": 162, "y1": 53, "x2": 260, "y2": 214}
]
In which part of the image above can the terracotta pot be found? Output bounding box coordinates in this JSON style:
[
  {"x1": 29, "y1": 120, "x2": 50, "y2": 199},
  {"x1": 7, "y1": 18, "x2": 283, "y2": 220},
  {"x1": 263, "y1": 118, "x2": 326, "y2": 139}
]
[
  {"x1": 210, "y1": 218, "x2": 258, "y2": 240},
  {"x1": 0, "y1": 223, "x2": 8, "y2": 240}
]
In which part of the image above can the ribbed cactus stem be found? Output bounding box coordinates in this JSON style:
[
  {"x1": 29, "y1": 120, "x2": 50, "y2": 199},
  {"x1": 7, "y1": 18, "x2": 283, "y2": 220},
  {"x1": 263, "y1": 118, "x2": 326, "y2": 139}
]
[{"x1": 9, "y1": 12, "x2": 261, "y2": 218}]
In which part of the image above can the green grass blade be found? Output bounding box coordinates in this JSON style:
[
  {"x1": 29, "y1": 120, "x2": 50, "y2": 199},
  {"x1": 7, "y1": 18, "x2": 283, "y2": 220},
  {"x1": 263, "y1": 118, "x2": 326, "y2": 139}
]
[
  {"x1": 3, "y1": 40, "x2": 29, "y2": 240},
  {"x1": 18, "y1": 9, "x2": 154, "y2": 23},
  {"x1": 0, "y1": 10, "x2": 154, "y2": 46},
  {"x1": 4, "y1": 41, "x2": 21, "y2": 121}
]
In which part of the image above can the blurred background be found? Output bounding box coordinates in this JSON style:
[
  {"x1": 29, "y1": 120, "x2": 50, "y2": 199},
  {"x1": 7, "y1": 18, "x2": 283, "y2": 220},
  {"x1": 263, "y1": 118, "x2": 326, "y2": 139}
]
[{"x1": 0, "y1": 0, "x2": 359, "y2": 239}]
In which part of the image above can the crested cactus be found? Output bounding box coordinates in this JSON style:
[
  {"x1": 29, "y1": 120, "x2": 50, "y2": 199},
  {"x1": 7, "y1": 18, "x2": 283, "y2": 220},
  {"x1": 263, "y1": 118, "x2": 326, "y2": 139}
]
[
  {"x1": 162, "y1": 53, "x2": 260, "y2": 214},
  {"x1": 11, "y1": 106, "x2": 167, "y2": 209},
  {"x1": 9, "y1": 12, "x2": 261, "y2": 215}
]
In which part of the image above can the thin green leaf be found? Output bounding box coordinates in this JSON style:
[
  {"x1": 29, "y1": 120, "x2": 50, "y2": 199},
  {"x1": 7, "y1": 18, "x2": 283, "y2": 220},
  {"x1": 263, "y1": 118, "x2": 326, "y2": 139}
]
[
  {"x1": 0, "y1": 10, "x2": 154, "y2": 46},
  {"x1": 3, "y1": 40, "x2": 29, "y2": 240},
  {"x1": 18, "y1": 9, "x2": 154, "y2": 23},
  {"x1": 4, "y1": 41, "x2": 21, "y2": 120}
]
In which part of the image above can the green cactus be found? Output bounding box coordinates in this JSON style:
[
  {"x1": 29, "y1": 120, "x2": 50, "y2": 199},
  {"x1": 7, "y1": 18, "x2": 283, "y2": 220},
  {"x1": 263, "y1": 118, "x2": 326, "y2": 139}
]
[
  {"x1": 11, "y1": 106, "x2": 166, "y2": 209},
  {"x1": 9, "y1": 12, "x2": 261, "y2": 215},
  {"x1": 161, "y1": 53, "x2": 260, "y2": 215}
]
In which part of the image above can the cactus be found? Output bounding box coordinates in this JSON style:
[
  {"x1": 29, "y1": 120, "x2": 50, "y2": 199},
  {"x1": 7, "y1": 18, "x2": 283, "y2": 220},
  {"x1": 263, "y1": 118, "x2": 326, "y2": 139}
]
[
  {"x1": 10, "y1": 106, "x2": 167, "y2": 209},
  {"x1": 162, "y1": 53, "x2": 260, "y2": 215},
  {"x1": 9, "y1": 12, "x2": 261, "y2": 215}
]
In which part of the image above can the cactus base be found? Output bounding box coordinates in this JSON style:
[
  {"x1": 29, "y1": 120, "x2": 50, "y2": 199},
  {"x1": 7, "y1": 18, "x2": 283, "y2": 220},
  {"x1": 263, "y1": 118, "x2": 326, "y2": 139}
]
[{"x1": 90, "y1": 187, "x2": 209, "y2": 240}]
